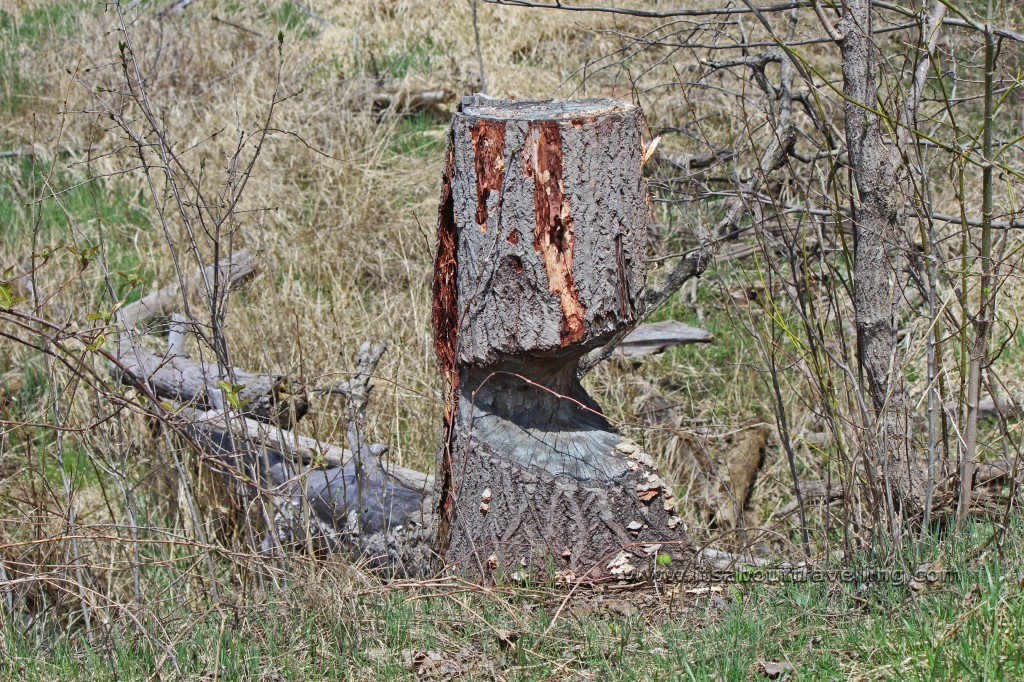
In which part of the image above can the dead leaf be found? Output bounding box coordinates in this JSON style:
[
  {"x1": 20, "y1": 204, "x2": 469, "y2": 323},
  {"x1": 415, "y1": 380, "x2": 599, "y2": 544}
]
[
  {"x1": 756, "y1": 659, "x2": 793, "y2": 679},
  {"x1": 401, "y1": 647, "x2": 490, "y2": 680},
  {"x1": 495, "y1": 629, "x2": 520, "y2": 651},
  {"x1": 606, "y1": 600, "x2": 637, "y2": 617},
  {"x1": 402, "y1": 650, "x2": 446, "y2": 679}
]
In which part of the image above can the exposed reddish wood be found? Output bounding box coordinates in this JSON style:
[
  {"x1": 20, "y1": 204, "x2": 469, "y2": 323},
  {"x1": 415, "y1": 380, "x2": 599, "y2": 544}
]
[
  {"x1": 432, "y1": 136, "x2": 460, "y2": 404},
  {"x1": 432, "y1": 134, "x2": 460, "y2": 560},
  {"x1": 528, "y1": 121, "x2": 585, "y2": 345},
  {"x1": 469, "y1": 120, "x2": 507, "y2": 231}
]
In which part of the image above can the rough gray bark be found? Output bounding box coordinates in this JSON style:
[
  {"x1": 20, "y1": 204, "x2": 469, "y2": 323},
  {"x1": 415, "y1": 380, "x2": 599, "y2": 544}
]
[
  {"x1": 838, "y1": 1, "x2": 925, "y2": 521},
  {"x1": 433, "y1": 96, "x2": 693, "y2": 580}
]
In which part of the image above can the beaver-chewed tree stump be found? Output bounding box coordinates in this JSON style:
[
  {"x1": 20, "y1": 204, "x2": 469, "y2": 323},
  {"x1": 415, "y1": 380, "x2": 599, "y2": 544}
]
[{"x1": 432, "y1": 95, "x2": 694, "y2": 580}]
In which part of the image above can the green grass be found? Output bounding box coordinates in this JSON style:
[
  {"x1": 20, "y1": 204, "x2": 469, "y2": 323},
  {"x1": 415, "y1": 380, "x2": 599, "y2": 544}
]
[
  {"x1": 372, "y1": 35, "x2": 441, "y2": 79},
  {"x1": 1, "y1": 157, "x2": 154, "y2": 303},
  {"x1": 0, "y1": 357, "x2": 102, "y2": 490},
  {"x1": 272, "y1": 1, "x2": 317, "y2": 40},
  {"x1": 1, "y1": 155, "x2": 153, "y2": 497},
  {"x1": 388, "y1": 111, "x2": 447, "y2": 158},
  {"x1": 2, "y1": 521, "x2": 1022, "y2": 680},
  {"x1": 0, "y1": 3, "x2": 85, "y2": 118},
  {"x1": 2, "y1": 158, "x2": 139, "y2": 240},
  {"x1": 639, "y1": 254, "x2": 783, "y2": 425}
]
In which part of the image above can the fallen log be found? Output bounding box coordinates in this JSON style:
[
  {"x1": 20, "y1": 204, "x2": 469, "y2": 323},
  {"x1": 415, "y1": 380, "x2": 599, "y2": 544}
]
[
  {"x1": 181, "y1": 408, "x2": 436, "y2": 576},
  {"x1": 13, "y1": 247, "x2": 305, "y2": 427},
  {"x1": 977, "y1": 395, "x2": 1024, "y2": 419},
  {"x1": 696, "y1": 426, "x2": 770, "y2": 530},
  {"x1": 119, "y1": 249, "x2": 256, "y2": 330},
  {"x1": 615, "y1": 320, "x2": 713, "y2": 358},
  {"x1": 186, "y1": 408, "x2": 434, "y2": 493},
  {"x1": 774, "y1": 460, "x2": 1022, "y2": 520},
  {"x1": 973, "y1": 459, "x2": 1020, "y2": 488},
  {"x1": 341, "y1": 77, "x2": 455, "y2": 114},
  {"x1": 139, "y1": 336, "x2": 437, "y2": 576},
  {"x1": 941, "y1": 394, "x2": 1024, "y2": 421},
  {"x1": 653, "y1": 148, "x2": 736, "y2": 174},
  {"x1": 373, "y1": 89, "x2": 454, "y2": 112},
  {"x1": 776, "y1": 479, "x2": 845, "y2": 517},
  {"x1": 114, "y1": 338, "x2": 308, "y2": 428},
  {"x1": 113, "y1": 250, "x2": 308, "y2": 427},
  {"x1": 108, "y1": 245, "x2": 431, "y2": 573}
]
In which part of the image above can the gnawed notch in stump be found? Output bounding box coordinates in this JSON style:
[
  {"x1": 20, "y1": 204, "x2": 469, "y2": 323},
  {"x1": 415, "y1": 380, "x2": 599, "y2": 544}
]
[{"x1": 433, "y1": 95, "x2": 694, "y2": 580}]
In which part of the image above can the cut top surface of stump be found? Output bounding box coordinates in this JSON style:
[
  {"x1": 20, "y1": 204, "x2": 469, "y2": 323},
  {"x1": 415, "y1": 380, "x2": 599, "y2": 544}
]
[{"x1": 460, "y1": 94, "x2": 635, "y2": 121}]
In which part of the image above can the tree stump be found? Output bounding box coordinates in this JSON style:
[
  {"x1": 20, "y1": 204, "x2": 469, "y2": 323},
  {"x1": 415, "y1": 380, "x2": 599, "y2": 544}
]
[{"x1": 432, "y1": 95, "x2": 693, "y2": 580}]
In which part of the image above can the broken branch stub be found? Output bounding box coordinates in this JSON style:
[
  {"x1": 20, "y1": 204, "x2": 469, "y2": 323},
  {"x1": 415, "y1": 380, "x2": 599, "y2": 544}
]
[{"x1": 433, "y1": 95, "x2": 693, "y2": 580}]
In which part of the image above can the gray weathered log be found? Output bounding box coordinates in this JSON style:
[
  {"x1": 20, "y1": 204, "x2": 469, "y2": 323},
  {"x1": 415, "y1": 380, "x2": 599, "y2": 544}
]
[
  {"x1": 777, "y1": 479, "x2": 845, "y2": 517},
  {"x1": 113, "y1": 249, "x2": 307, "y2": 427},
  {"x1": 167, "y1": 314, "x2": 188, "y2": 358},
  {"x1": 651, "y1": 148, "x2": 735, "y2": 176},
  {"x1": 114, "y1": 337, "x2": 308, "y2": 428},
  {"x1": 179, "y1": 408, "x2": 435, "y2": 577},
  {"x1": 945, "y1": 395, "x2": 1024, "y2": 420},
  {"x1": 314, "y1": 341, "x2": 387, "y2": 420},
  {"x1": 373, "y1": 89, "x2": 454, "y2": 112},
  {"x1": 147, "y1": 337, "x2": 435, "y2": 575},
  {"x1": 433, "y1": 95, "x2": 694, "y2": 580},
  {"x1": 615, "y1": 320, "x2": 713, "y2": 358},
  {"x1": 119, "y1": 249, "x2": 256, "y2": 330},
  {"x1": 108, "y1": 253, "x2": 431, "y2": 572}
]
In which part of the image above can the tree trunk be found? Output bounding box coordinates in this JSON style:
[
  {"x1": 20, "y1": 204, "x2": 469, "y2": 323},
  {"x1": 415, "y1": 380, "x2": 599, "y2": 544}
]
[
  {"x1": 432, "y1": 96, "x2": 693, "y2": 581},
  {"x1": 838, "y1": 2, "x2": 925, "y2": 522}
]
